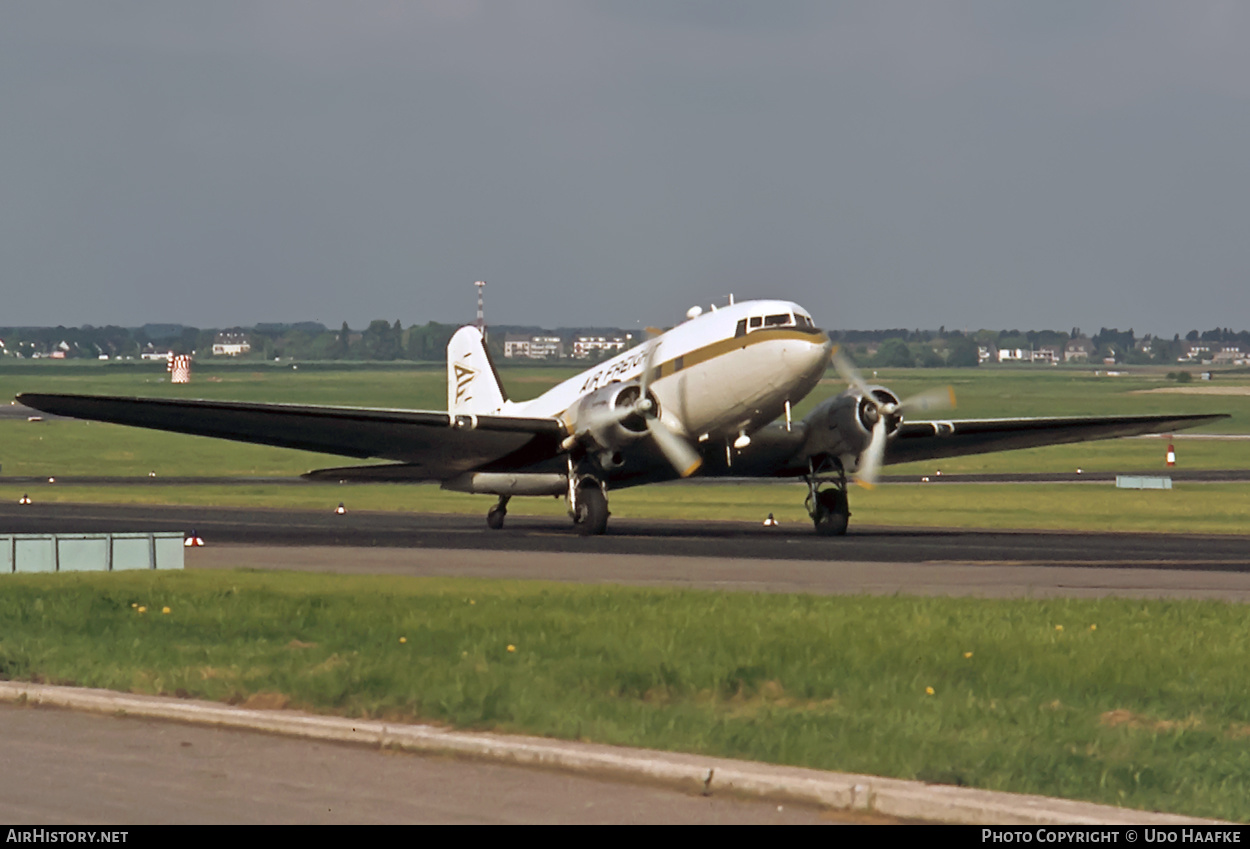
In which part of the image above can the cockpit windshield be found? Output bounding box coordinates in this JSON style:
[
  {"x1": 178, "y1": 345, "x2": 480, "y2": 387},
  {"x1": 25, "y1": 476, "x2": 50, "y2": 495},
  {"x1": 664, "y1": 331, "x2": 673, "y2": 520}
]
[{"x1": 734, "y1": 310, "x2": 816, "y2": 338}]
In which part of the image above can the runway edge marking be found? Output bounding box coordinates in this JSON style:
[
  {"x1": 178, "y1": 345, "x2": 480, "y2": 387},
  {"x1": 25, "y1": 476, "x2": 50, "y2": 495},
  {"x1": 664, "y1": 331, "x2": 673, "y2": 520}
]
[{"x1": 0, "y1": 680, "x2": 1224, "y2": 826}]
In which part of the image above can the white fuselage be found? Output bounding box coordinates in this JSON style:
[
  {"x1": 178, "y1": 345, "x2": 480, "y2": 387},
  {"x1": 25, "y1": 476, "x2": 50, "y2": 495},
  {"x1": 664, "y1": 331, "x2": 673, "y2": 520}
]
[{"x1": 511, "y1": 300, "x2": 832, "y2": 444}]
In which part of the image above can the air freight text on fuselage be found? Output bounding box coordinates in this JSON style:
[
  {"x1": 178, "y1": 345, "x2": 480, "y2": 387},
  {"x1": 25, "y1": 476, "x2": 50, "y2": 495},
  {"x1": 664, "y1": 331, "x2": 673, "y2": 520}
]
[{"x1": 579, "y1": 347, "x2": 652, "y2": 394}]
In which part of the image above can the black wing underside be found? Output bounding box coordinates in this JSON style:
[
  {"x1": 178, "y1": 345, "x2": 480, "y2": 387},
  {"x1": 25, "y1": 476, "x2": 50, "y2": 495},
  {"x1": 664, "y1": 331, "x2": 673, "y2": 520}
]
[
  {"x1": 16, "y1": 393, "x2": 564, "y2": 481},
  {"x1": 14, "y1": 393, "x2": 1228, "y2": 484},
  {"x1": 692, "y1": 412, "x2": 1227, "y2": 480},
  {"x1": 885, "y1": 413, "x2": 1228, "y2": 465}
]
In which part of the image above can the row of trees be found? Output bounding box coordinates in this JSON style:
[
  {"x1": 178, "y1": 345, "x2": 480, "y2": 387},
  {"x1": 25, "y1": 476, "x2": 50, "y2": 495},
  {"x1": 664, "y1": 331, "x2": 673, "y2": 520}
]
[
  {"x1": 0, "y1": 320, "x2": 467, "y2": 363},
  {"x1": 4, "y1": 321, "x2": 1247, "y2": 367}
]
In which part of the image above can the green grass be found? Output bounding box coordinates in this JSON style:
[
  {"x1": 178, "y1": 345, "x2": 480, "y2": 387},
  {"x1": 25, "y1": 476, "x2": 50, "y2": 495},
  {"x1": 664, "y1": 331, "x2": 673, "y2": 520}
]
[
  {"x1": 2, "y1": 570, "x2": 1249, "y2": 821},
  {"x1": 4, "y1": 481, "x2": 1249, "y2": 535}
]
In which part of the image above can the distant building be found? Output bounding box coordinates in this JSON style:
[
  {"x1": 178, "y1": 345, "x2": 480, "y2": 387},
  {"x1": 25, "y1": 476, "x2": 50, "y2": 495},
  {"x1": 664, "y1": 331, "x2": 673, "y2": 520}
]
[
  {"x1": 140, "y1": 344, "x2": 174, "y2": 361},
  {"x1": 997, "y1": 347, "x2": 1028, "y2": 363},
  {"x1": 1179, "y1": 342, "x2": 1212, "y2": 363},
  {"x1": 503, "y1": 334, "x2": 532, "y2": 359},
  {"x1": 502, "y1": 333, "x2": 564, "y2": 360},
  {"x1": 572, "y1": 333, "x2": 631, "y2": 359},
  {"x1": 1032, "y1": 346, "x2": 1061, "y2": 364},
  {"x1": 1212, "y1": 346, "x2": 1249, "y2": 365},
  {"x1": 1064, "y1": 339, "x2": 1093, "y2": 362},
  {"x1": 212, "y1": 332, "x2": 251, "y2": 356}
]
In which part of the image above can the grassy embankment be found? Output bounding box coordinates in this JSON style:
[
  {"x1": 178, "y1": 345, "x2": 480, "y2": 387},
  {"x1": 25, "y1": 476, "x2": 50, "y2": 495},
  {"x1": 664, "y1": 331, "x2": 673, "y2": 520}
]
[{"x1": 2, "y1": 569, "x2": 1249, "y2": 822}]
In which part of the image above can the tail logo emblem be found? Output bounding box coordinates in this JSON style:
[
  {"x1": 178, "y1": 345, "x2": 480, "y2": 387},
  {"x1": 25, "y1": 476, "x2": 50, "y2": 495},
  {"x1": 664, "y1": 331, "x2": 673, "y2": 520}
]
[{"x1": 454, "y1": 361, "x2": 476, "y2": 404}]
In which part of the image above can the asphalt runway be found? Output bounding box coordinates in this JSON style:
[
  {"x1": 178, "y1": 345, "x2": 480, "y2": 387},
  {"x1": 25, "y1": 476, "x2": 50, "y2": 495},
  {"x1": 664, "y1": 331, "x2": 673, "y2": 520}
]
[
  {"x1": 6, "y1": 501, "x2": 1250, "y2": 600},
  {"x1": 4, "y1": 469, "x2": 1250, "y2": 484}
]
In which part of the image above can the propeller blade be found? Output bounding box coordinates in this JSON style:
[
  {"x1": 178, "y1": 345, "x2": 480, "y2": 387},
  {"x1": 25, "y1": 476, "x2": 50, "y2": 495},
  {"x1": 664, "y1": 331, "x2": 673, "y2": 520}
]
[
  {"x1": 647, "y1": 416, "x2": 703, "y2": 478},
  {"x1": 897, "y1": 385, "x2": 957, "y2": 415},
  {"x1": 639, "y1": 337, "x2": 660, "y2": 399},
  {"x1": 831, "y1": 347, "x2": 874, "y2": 399},
  {"x1": 856, "y1": 417, "x2": 888, "y2": 489}
]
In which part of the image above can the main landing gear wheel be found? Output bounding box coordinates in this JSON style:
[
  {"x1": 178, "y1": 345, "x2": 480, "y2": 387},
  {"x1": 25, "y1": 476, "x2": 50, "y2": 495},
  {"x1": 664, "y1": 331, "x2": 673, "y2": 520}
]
[
  {"x1": 812, "y1": 488, "x2": 850, "y2": 537},
  {"x1": 806, "y1": 456, "x2": 850, "y2": 537},
  {"x1": 486, "y1": 496, "x2": 509, "y2": 530},
  {"x1": 574, "y1": 483, "x2": 610, "y2": 536}
]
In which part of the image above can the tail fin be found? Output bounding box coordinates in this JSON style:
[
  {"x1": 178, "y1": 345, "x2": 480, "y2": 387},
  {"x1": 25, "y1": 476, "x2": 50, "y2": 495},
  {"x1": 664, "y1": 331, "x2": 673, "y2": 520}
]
[{"x1": 447, "y1": 326, "x2": 508, "y2": 414}]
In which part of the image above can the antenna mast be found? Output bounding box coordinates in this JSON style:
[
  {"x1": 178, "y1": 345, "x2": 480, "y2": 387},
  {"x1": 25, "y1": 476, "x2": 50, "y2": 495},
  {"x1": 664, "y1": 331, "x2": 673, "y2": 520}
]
[{"x1": 475, "y1": 280, "x2": 486, "y2": 340}]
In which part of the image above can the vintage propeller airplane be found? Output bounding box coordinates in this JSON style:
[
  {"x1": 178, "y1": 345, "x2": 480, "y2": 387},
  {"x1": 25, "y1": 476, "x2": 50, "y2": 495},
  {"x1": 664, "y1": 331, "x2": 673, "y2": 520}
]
[{"x1": 18, "y1": 299, "x2": 1225, "y2": 536}]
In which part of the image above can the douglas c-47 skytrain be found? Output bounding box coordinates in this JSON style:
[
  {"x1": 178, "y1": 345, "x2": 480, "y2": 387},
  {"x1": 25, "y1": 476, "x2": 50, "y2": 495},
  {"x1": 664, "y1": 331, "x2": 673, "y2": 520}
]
[{"x1": 18, "y1": 299, "x2": 1226, "y2": 536}]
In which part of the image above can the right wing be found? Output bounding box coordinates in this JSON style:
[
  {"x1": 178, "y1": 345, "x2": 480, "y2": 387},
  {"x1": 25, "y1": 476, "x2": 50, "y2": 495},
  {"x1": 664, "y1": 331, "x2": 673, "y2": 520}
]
[
  {"x1": 16, "y1": 393, "x2": 565, "y2": 481},
  {"x1": 885, "y1": 413, "x2": 1229, "y2": 465}
]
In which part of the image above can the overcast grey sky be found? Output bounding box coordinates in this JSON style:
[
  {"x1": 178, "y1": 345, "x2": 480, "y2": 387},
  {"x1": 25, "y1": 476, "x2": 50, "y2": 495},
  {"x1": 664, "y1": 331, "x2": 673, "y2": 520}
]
[{"x1": 3, "y1": 1, "x2": 1248, "y2": 334}]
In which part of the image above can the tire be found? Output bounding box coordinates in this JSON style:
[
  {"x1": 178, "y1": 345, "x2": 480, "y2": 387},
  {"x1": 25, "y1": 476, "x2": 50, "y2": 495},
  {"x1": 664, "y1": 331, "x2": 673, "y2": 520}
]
[
  {"x1": 813, "y1": 489, "x2": 850, "y2": 536},
  {"x1": 575, "y1": 484, "x2": 610, "y2": 536},
  {"x1": 486, "y1": 506, "x2": 506, "y2": 530}
]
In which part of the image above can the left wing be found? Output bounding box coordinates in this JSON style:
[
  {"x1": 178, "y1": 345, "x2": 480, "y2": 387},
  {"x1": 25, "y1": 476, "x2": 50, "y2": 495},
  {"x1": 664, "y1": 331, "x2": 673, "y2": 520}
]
[{"x1": 16, "y1": 393, "x2": 565, "y2": 481}]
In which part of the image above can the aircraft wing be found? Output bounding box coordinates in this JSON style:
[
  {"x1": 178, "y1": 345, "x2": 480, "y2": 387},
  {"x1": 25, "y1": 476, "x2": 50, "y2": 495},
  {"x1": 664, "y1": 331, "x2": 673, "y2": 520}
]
[
  {"x1": 684, "y1": 412, "x2": 1227, "y2": 482},
  {"x1": 16, "y1": 393, "x2": 565, "y2": 481},
  {"x1": 884, "y1": 413, "x2": 1228, "y2": 466}
]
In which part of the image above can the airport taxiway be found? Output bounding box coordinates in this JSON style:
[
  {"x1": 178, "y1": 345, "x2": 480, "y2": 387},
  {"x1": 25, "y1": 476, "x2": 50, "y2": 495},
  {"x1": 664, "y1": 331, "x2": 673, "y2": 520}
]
[{"x1": 5, "y1": 502, "x2": 1250, "y2": 600}]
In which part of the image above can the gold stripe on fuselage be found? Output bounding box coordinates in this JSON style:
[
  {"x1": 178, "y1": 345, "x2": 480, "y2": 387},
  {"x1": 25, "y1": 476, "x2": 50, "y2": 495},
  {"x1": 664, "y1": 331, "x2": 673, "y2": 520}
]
[{"x1": 653, "y1": 327, "x2": 829, "y2": 380}]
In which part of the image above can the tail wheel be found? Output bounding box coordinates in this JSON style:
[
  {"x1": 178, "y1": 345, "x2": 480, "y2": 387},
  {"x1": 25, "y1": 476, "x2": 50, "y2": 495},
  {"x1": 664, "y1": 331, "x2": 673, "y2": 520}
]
[
  {"x1": 813, "y1": 488, "x2": 850, "y2": 536},
  {"x1": 574, "y1": 484, "x2": 610, "y2": 536}
]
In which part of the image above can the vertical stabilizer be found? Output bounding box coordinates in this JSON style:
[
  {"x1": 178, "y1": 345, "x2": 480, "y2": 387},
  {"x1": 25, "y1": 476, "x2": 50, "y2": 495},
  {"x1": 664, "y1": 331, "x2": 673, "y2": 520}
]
[{"x1": 447, "y1": 326, "x2": 508, "y2": 414}]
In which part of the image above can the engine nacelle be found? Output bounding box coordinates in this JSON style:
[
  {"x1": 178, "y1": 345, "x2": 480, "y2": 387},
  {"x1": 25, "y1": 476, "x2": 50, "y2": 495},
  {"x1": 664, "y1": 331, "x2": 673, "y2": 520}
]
[
  {"x1": 567, "y1": 381, "x2": 659, "y2": 466},
  {"x1": 799, "y1": 386, "x2": 902, "y2": 469}
]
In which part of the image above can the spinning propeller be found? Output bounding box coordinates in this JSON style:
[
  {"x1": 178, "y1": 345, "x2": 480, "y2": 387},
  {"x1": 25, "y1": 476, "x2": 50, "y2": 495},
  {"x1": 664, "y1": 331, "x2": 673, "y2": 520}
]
[
  {"x1": 830, "y1": 348, "x2": 955, "y2": 487},
  {"x1": 635, "y1": 337, "x2": 703, "y2": 477},
  {"x1": 571, "y1": 335, "x2": 703, "y2": 478}
]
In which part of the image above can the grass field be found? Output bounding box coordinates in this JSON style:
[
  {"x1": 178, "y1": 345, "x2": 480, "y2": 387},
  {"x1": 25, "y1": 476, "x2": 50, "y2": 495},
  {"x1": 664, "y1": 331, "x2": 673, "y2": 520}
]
[{"x1": 2, "y1": 569, "x2": 1249, "y2": 821}]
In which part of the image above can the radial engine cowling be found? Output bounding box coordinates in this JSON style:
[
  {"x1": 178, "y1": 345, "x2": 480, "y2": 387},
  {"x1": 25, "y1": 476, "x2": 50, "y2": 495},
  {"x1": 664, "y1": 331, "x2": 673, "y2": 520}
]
[
  {"x1": 568, "y1": 381, "x2": 660, "y2": 464},
  {"x1": 800, "y1": 386, "x2": 903, "y2": 464}
]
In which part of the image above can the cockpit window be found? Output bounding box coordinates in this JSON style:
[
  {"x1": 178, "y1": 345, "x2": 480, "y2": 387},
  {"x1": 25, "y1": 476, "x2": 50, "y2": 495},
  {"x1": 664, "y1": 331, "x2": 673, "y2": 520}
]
[
  {"x1": 764, "y1": 314, "x2": 791, "y2": 327},
  {"x1": 796, "y1": 314, "x2": 814, "y2": 327},
  {"x1": 748, "y1": 316, "x2": 763, "y2": 329}
]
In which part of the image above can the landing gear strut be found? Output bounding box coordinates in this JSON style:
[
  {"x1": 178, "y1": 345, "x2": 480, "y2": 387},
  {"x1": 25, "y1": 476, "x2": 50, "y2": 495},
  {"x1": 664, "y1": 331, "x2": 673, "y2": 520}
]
[
  {"x1": 805, "y1": 456, "x2": 850, "y2": 536},
  {"x1": 568, "y1": 457, "x2": 610, "y2": 536},
  {"x1": 486, "y1": 495, "x2": 509, "y2": 530}
]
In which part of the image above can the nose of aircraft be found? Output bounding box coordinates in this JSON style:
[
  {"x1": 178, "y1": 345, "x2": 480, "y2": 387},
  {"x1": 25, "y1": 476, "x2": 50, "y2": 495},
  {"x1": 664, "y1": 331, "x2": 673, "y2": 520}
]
[{"x1": 808, "y1": 331, "x2": 835, "y2": 375}]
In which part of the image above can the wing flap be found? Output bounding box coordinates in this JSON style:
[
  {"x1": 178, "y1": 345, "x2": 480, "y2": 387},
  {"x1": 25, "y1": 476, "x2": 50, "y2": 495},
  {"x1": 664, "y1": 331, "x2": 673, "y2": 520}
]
[
  {"x1": 17, "y1": 393, "x2": 565, "y2": 479},
  {"x1": 887, "y1": 413, "x2": 1227, "y2": 466}
]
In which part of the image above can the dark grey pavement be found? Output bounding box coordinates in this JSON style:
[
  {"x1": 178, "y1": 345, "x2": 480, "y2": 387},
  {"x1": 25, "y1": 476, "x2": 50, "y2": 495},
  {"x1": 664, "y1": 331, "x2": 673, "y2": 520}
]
[{"x1": 3, "y1": 501, "x2": 1248, "y2": 570}]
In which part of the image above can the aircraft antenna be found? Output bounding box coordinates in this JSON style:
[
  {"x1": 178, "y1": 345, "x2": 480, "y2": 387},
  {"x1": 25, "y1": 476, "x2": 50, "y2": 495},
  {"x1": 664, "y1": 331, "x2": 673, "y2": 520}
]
[{"x1": 475, "y1": 280, "x2": 487, "y2": 340}]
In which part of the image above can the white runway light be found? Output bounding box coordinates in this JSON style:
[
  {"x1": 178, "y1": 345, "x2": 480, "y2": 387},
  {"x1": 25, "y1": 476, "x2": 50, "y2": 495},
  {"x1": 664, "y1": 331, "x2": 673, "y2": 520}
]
[
  {"x1": 762, "y1": 512, "x2": 778, "y2": 527},
  {"x1": 184, "y1": 530, "x2": 204, "y2": 547},
  {"x1": 18, "y1": 494, "x2": 31, "y2": 505},
  {"x1": 335, "y1": 503, "x2": 347, "y2": 515}
]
